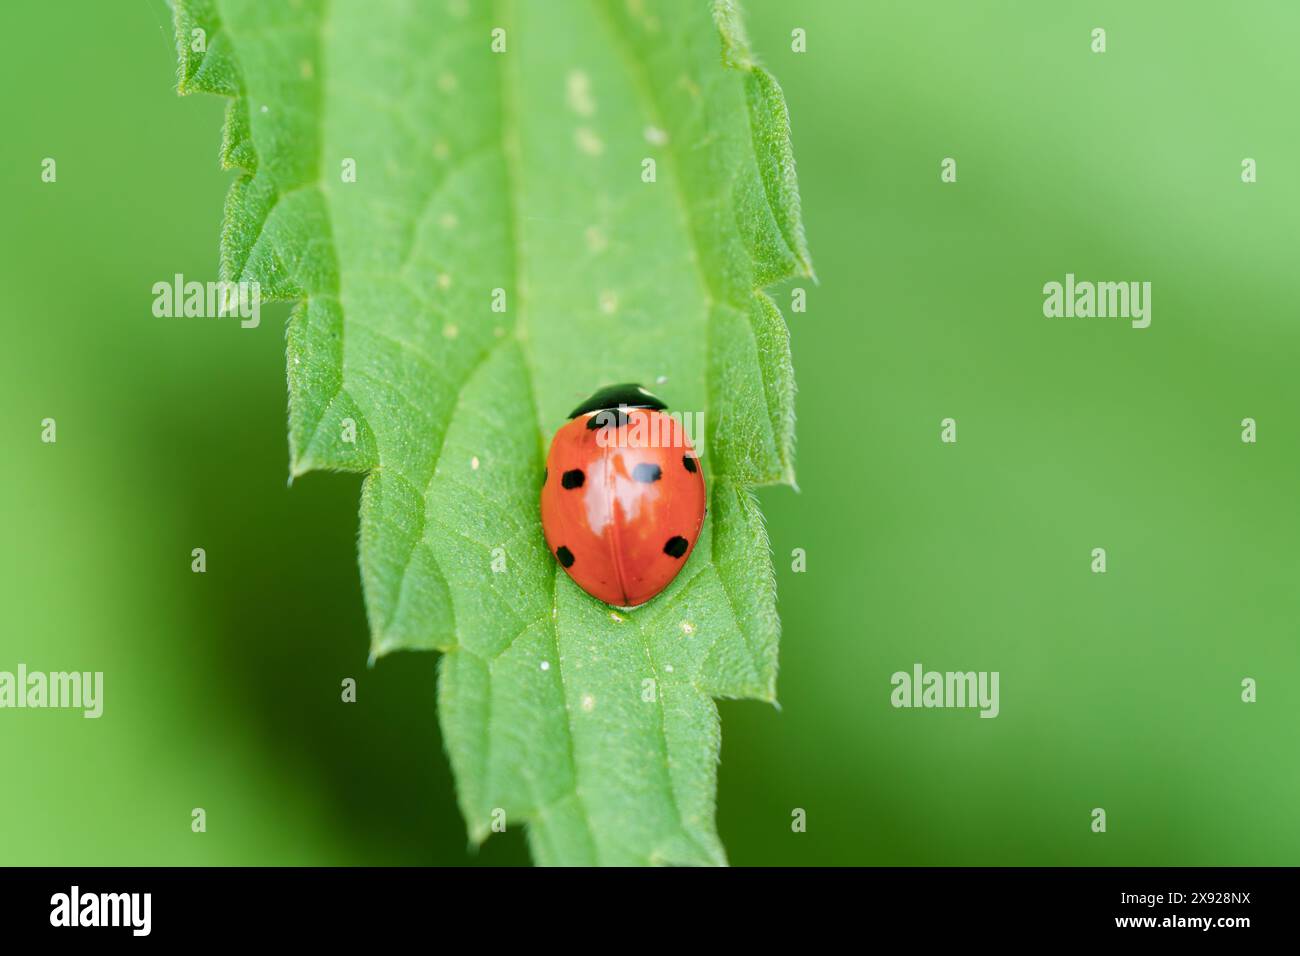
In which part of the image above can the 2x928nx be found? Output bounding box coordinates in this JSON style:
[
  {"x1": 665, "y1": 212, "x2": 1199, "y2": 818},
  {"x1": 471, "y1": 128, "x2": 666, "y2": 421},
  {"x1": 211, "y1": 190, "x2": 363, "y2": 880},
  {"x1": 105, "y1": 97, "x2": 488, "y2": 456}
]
[{"x1": 1190, "y1": 893, "x2": 1250, "y2": 904}]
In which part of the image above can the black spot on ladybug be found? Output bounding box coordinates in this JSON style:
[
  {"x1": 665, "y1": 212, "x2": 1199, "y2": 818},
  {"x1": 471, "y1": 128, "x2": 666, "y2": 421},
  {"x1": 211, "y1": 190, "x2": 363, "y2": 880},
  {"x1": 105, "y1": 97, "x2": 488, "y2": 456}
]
[
  {"x1": 561, "y1": 468, "x2": 585, "y2": 489},
  {"x1": 586, "y1": 409, "x2": 631, "y2": 430},
  {"x1": 663, "y1": 536, "x2": 689, "y2": 558},
  {"x1": 682, "y1": 454, "x2": 697, "y2": 473},
  {"x1": 632, "y1": 463, "x2": 661, "y2": 483},
  {"x1": 556, "y1": 546, "x2": 575, "y2": 568}
]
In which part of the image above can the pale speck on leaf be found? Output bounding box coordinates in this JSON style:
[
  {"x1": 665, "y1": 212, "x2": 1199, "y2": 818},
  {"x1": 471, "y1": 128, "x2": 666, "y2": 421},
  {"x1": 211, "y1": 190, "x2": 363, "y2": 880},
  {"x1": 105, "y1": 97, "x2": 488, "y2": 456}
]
[
  {"x1": 566, "y1": 69, "x2": 596, "y2": 116},
  {"x1": 575, "y1": 127, "x2": 605, "y2": 156}
]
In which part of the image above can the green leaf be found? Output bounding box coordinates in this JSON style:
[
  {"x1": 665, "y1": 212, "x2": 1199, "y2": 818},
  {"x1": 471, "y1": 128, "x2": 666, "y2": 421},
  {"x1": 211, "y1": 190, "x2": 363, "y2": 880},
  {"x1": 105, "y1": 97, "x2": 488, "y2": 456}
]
[{"x1": 174, "y1": 0, "x2": 810, "y2": 866}]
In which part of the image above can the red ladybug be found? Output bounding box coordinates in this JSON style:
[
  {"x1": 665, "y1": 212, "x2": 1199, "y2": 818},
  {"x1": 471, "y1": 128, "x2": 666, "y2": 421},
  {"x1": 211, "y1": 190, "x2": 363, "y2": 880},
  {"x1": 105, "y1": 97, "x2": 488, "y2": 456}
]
[{"x1": 541, "y1": 384, "x2": 705, "y2": 607}]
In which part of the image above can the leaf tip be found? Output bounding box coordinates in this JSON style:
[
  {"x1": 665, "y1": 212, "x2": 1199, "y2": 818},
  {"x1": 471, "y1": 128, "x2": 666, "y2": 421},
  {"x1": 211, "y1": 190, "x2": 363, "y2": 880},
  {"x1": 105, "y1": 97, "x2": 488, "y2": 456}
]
[
  {"x1": 368, "y1": 637, "x2": 395, "y2": 664},
  {"x1": 288, "y1": 454, "x2": 313, "y2": 482},
  {"x1": 798, "y1": 252, "x2": 818, "y2": 285}
]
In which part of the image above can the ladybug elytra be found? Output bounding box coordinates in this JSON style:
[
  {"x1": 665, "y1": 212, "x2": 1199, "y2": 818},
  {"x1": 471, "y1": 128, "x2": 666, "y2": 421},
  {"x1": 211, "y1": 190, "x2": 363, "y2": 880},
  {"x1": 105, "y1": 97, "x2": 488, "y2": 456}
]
[{"x1": 540, "y1": 384, "x2": 705, "y2": 608}]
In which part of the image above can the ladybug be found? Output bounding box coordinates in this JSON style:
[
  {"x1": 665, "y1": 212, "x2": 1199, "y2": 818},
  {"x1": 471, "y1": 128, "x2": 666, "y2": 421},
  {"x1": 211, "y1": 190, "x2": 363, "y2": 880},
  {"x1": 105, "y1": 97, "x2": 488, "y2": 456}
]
[{"x1": 540, "y1": 384, "x2": 705, "y2": 608}]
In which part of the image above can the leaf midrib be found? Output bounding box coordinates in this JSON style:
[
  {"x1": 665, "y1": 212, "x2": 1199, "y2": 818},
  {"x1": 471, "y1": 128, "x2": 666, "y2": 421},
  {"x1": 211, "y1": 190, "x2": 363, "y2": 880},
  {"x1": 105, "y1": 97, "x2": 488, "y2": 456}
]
[{"x1": 492, "y1": 0, "x2": 728, "y2": 865}]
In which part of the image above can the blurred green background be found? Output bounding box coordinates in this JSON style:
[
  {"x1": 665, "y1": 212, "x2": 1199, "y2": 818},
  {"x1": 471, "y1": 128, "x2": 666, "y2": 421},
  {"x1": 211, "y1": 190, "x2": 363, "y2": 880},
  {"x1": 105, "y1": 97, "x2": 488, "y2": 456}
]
[{"x1": 2, "y1": 0, "x2": 1297, "y2": 865}]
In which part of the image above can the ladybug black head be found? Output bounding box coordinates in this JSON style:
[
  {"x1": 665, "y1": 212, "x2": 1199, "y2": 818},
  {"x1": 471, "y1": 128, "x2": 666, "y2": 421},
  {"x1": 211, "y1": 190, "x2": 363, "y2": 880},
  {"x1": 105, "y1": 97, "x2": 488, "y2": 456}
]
[{"x1": 568, "y1": 383, "x2": 667, "y2": 418}]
